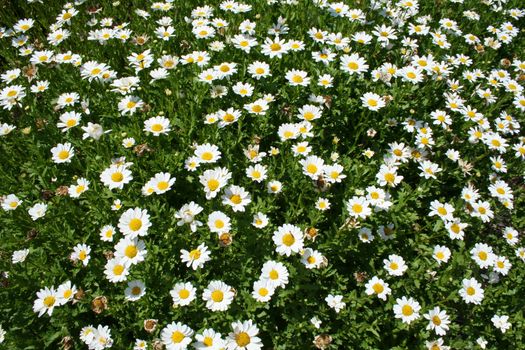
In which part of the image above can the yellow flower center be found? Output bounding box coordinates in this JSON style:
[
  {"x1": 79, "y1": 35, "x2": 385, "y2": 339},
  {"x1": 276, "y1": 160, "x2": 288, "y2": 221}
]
[
  {"x1": 171, "y1": 331, "x2": 185, "y2": 343},
  {"x1": 151, "y1": 124, "x2": 163, "y2": 132},
  {"x1": 189, "y1": 249, "x2": 201, "y2": 260},
  {"x1": 269, "y1": 270, "x2": 279, "y2": 280},
  {"x1": 236, "y1": 332, "x2": 250, "y2": 346},
  {"x1": 352, "y1": 203, "x2": 363, "y2": 213},
  {"x1": 157, "y1": 181, "x2": 169, "y2": 191},
  {"x1": 432, "y1": 316, "x2": 442, "y2": 325},
  {"x1": 129, "y1": 218, "x2": 142, "y2": 231},
  {"x1": 111, "y1": 172, "x2": 123, "y2": 182},
  {"x1": 282, "y1": 233, "x2": 295, "y2": 246},
  {"x1": 203, "y1": 336, "x2": 214, "y2": 346},
  {"x1": 43, "y1": 296, "x2": 56, "y2": 307},
  {"x1": 179, "y1": 289, "x2": 190, "y2": 299},
  {"x1": 401, "y1": 305, "x2": 413, "y2": 316},
  {"x1": 306, "y1": 164, "x2": 318, "y2": 174},
  {"x1": 207, "y1": 179, "x2": 220, "y2": 191},
  {"x1": 466, "y1": 286, "x2": 475, "y2": 296},
  {"x1": 347, "y1": 62, "x2": 358, "y2": 70},
  {"x1": 113, "y1": 264, "x2": 124, "y2": 275},
  {"x1": 58, "y1": 150, "x2": 70, "y2": 160},
  {"x1": 230, "y1": 194, "x2": 242, "y2": 204},
  {"x1": 211, "y1": 290, "x2": 224, "y2": 302},
  {"x1": 215, "y1": 220, "x2": 224, "y2": 229},
  {"x1": 259, "y1": 288, "x2": 269, "y2": 296},
  {"x1": 270, "y1": 43, "x2": 281, "y2": 51},
  {"x1": 125, "y1": 245, "x2": 138, "y2": 258},
  {"x1": 372, "y1": 283, "x2": 384, "y2": 294},
  {"x1": 201, "y1": 152, "x2": 213, "y2": 161}
]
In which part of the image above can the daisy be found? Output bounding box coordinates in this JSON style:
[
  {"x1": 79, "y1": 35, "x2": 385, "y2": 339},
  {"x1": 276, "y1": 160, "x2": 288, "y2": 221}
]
[
  {"x1": 2, "y1": 194, "x2": 22, "y2": 211},
  {"x1": 222, "y1": 185, "x2": 251, "y2": 212},
  {"x1": 285, "y1": 69, "x2": 310, "y2": 86},
  {"x1": 175, "y1": 202, "x2": 204, "y2": 232},
  {"x1": 68, "y1": 177, "x2": 90, "y2": 198},
  {"x1": 384, "y1": 255, "x2": 408, "y2": 276},
  {"x1": 272, "y1": 224, "x2": 304, "y2": 256},
  {"x1": 125, "y1": 280, "x2": 146, "y2": 301},
  {"x1": 100, "y1": 225, "x2": 116, "y2": 242},
  {"x1": 393, "y1": 296, "x2": 421, "y2": 324},
  {"x1": 346, "y1": 196, "x2": 371, "y2": 219},
  {"x1": 118, "y1": 208, "x2": 151, "y2": 238},
  {"x1": 252, "y1": 279, "x2": 275, "y2": 302},
  {"x1": 33, "y1": 286, "x2": 58, "y2": 317},
  {"x1": 71, "y1": 243, "x2": 91, "y2": 266},
  {"x1": 161, "y1": 322, "x2": 194, "y2": 350},
  {"x1": 325, "y1": 294, "x2": 346, "y2": 313},
  {"x1": 315, "y1": 197, "x2": 331, "y2": 211},
  {"x1": 144, "y1": 116, "x2": 171, "y2": 135},
  {"x1": 471, "y1": 201, "x2": 493, "y2": 222},
  {"x1": 150, "y1": 172, "x2": 175, "y2": 194},
  {"x1": 260, "y1": 260, "x2": 289, "y2": 288},
  {"x1": 57, "y1": 111, "x2": 81, "y2": 131},
  {"x1": 180, "y1": 243, "x2": 211, "y2": 270},
  {"x1": 118, "y1": 95, "x2": 143, "y2": 116},
  {"x1": 12, "y1": 249, "x2": 29, "y2": 264},
  {"x1": 51, "y1": 143, "x2": 74, "y2": 164},
  {"x1": 300, "y1": 248, "x2": 323, "y2": 269},
  {"x1": 193, "y1": 328, "x2": 224, "y2": 350},
  {"x1": 217, "y1": 108, "x2": 242, "y2": 128},
  {"x1": 340, "y1": 53, "x2": 368, "y2": 75},
  {"x1": 376, "y1": 165, "x2": 403, "y2": 187},
  {"x1": 429, "y1": 200, "x2": 455, "y2": 222},
  {"x1": 207, "y1": 211, "x2": 231, "y2": 235},
  {"x1": 252, "y1": 212, "x2": 269, "y2": 228},
  {"x1": 261, "y1": 36, "x2": 289, "y2": 58},
  {"x1": 365, "y1": 276, "x2": 391, "y2": 301},
  {"x1": 28, "y1": 203, "x2": 47, "y2": 221},
  {"x1": 470, "y1": 243, "x2": 495, "y2": 269},
  {"x1": 424, "y1": 307, "x2": 450, "y2": 336},
  {"x1": 459, "y1": 278, "x2": 484, "y2": 304},
  {"x1": 203, "y1": 280, "x2": 235, "y2": 312},
  {"x1": 100, "y1": 164, "x2": 133, "y2": 190},
  {"x1": 56, "y1": 281, "x2": 77, "y2": 305},
  {"x1": 226, "y1": 320, "x2": 262, "y2": 350},
  {"x1": 104, "y1": 257, "x2": 130, "y2": 283},
  {"x1": 247, "y1": 61, "x2": 271, "y2": 79},
  {"x1": 195, "y1": 143, "x2": 221, "y2": 163},
  {"x1": 493, "y1": 256, "x2": 512, "y2": 275},
  {"x1": 114, "y1": 237, "x2": 147, "y2": 265},
  {"x1": 199, "y1": 168, "x2": 231, "y2": 199},
  {"x1": 433, "y1": 245, "x2": 451, "y2": 265},
  {"x1": 301, "y1": 155, "x2": 325, "y2": 179},
  {"x1": 170, "y1": 282, "x2": 197, "y2": 307},
  {"x1": 491, "y1": 315, "x2": 511, "y2": 333}
]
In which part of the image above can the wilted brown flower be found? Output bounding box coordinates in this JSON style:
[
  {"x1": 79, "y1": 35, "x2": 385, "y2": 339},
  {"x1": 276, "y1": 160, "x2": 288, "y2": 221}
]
[
  {"x1": 354, "y1": 271, "x2": 368, "y2": 283},
  {"x1": 73, "y1": 288, "x2": 85, "y2": 304},
  {"x1": 60, "y1": 336, "x2": 73, "y2": 350},
  {"x1": 35, "y1": 118, "x2": 48, "y2": 130},
  {"x1": 55, "y1": 186, "x2": 69, "y2": 196},
  {"x1": 22, "y1": 64, "x2": 38, "y2": 82},
  {"x1": 313, "y1": 334, "x2": 333, "y2": 349},
  {"x1": 144, "y1": 319, "x2": 158, "y2": 333},
  {"x1": 40, "y1": 189, "x2": 54, "y2": 201},
  {"x1": 134, "y1": 143, "x2": 153, "y2": 156},
  {"x1": 219, "y1": 233, "x2": 232, "y2": 247},
  {"x1": 133, "y1": 35, "x2": 149, "y2": 46},
  {"x1": 152, "y1": 339, "x2": 164, "y2": 350},
  {"x1": 304, "y1": 227, "x2": 319, "y2": 241},
  {"x1": 91, "y1": 296, "x2": 108, "y2": 314},
  {"x1": 26, "y1": 228, "x2": 38, "y2": 241}
]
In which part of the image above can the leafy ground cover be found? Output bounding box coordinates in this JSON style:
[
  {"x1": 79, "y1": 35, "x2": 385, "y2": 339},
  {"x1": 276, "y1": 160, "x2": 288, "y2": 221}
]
[{"x1": 0, "y1": 0, "x2": 524, "y2": 349}]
